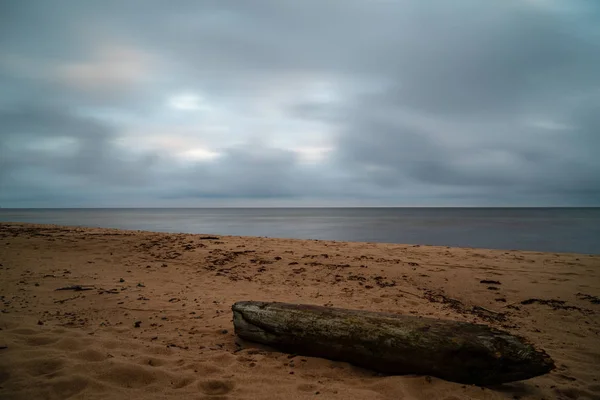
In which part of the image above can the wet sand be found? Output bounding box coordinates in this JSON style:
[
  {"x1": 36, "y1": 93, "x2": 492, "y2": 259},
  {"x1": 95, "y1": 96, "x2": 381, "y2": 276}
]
[{"x1": 0, "y1": 222, "x2": 599, "y2": 399}]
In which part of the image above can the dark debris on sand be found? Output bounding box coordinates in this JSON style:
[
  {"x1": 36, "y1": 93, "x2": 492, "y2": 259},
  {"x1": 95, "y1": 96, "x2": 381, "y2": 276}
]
[
  {"x1": 576, "y1": 293, "x2": 600, "y2": 305},
  {"x1": 520, "y1": 298, "x2": 592, "y2": 313}
]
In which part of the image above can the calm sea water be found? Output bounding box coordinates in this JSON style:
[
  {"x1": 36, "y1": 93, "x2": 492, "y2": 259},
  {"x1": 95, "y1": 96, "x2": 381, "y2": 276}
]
[{"x1": 1, "y1": 208, "x2": 599, "y2": 254}]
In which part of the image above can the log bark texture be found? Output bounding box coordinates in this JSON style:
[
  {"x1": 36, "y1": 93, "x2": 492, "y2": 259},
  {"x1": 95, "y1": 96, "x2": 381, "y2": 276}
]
[{"x1": 232, "y1": 301, "x2": 554, "y2": 385}]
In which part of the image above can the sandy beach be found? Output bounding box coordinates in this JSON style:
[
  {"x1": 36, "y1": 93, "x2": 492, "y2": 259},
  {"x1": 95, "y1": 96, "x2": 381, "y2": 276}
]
[{"x1": 0, "y1": 222, "x2": 599, "y2": 400}]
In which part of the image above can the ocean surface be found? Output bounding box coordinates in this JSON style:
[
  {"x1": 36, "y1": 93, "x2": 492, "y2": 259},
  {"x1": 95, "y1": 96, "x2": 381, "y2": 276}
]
[{"x1": 1, "y1": 208, "x2": 599, "y2": 254}]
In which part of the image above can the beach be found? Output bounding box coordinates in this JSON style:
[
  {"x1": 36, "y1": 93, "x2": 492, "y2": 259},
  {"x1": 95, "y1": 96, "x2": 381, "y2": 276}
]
[{"x1": 0, "y1": 222, "x2": 599, "y2": 399}]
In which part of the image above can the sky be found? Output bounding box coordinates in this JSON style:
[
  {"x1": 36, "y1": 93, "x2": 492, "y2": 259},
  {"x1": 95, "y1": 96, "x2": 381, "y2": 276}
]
[{"x1": 1, "y1": 0, "x2": 599, "y2": 207}]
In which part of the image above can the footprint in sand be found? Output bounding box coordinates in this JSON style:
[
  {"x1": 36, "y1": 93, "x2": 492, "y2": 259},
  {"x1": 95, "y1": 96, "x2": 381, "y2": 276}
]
[
  {"x1": 555, "y1": 386, "x2": 597, "y2": 399},
  {"x1": 172, "y1": 376, "x2": 195, "y2": 389},
  {"x1": 97, "y1": 363, "x2": 158, "y2": 388},
  {"x1": 142, "y1": 356, "x2": 169, "y2": 367},
  {"x1": 198, "y1": 379, "x2": 235, "y2": 396},
  {"x1": 21, "y1": 335, "x2": 61, "y2": 347},
  {"x1": 46, "y1": 375, "x2": 90, "y2": 399},
  {"x1": 74, "y1": 348, "x2": 109, "y2": 362},
  {"x1": 297, "y1": 383, "x2": 318, "y2": 392},
  {"x1": 22, "y1": 357, "x2": 66, "y2": 377}
]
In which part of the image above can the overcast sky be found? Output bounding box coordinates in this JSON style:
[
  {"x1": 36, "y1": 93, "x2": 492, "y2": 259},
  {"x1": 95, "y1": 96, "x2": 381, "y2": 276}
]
[{"x1": 1, "y1": 0, "x2": 599, "y2": 207}]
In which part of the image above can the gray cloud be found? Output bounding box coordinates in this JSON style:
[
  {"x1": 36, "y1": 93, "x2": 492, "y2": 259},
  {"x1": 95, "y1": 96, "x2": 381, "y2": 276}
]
[
  {"x1": 0, "y1": 106, "x2": 154, "y2": 184},
  {"x1": 0, "y1": 105, "x2": 349, "y2": 206},
  {"x1": 1, "y1": 0, "x2": 599, "y2": 207}
]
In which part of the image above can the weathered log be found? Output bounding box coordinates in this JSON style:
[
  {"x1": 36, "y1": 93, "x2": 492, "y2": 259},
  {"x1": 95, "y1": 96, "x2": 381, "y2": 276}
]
[
  {"x1": 232, "y1": 301, "x2": 554, "y2": 385},
  {"x1": 55, "y1": 285, "x2": 95, "y2": 291}
]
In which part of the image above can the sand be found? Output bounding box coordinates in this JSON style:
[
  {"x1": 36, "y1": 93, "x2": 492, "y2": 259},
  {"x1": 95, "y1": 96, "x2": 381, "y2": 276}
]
[{"x1": 0, "y1": 222, "x2": 599, "y2": 400}]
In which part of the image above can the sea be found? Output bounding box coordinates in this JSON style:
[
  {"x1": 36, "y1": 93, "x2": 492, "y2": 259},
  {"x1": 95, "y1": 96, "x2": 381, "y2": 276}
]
[{"x1": 0, "y1": 208, "x2": 599, "y2": 254}]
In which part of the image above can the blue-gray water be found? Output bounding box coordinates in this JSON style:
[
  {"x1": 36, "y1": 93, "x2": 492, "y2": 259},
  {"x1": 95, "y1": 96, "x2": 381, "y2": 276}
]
[{"x1": 1, "y1": 208, "x2": 599, "y2": 254}]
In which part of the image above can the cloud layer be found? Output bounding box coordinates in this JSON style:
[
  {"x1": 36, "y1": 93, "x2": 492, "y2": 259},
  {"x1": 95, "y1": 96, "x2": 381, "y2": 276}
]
[{"x1": 1, "y1": 0, "x2": 599, "y2": 207}]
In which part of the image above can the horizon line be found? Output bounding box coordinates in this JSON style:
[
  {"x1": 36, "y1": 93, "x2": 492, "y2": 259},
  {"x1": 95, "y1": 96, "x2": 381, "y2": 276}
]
[{"x1": 1, "y1": 206, "x2": 599, "y2": 209}]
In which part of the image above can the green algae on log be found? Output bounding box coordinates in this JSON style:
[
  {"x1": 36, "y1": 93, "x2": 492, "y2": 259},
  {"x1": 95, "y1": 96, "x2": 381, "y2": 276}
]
[{"x1": 232, "y1": 301, "x2": 554, "y2": 385}]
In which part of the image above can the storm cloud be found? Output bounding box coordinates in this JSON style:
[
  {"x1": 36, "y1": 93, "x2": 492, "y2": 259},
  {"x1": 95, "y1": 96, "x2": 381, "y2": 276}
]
[{"x1": 1, "y1": 0, "x2": 599, "y2": 207}]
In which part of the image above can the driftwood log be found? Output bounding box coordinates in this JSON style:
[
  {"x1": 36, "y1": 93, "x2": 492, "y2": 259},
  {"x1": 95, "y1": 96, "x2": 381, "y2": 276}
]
[{"x1": 232, "y1": 301, "x2": 554, "y2": 385}]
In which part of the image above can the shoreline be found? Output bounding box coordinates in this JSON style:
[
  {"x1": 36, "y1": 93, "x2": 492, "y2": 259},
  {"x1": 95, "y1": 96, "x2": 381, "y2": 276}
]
[
  {"x1": 1, "y1": 222, "x2": 599, "y2": 399},
  {"x1": 2, "y1": 207, "x2": 599, "y2": 255},
  {"x1": 0, "y1": 221, "x2": 596, "y2": 256}
]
